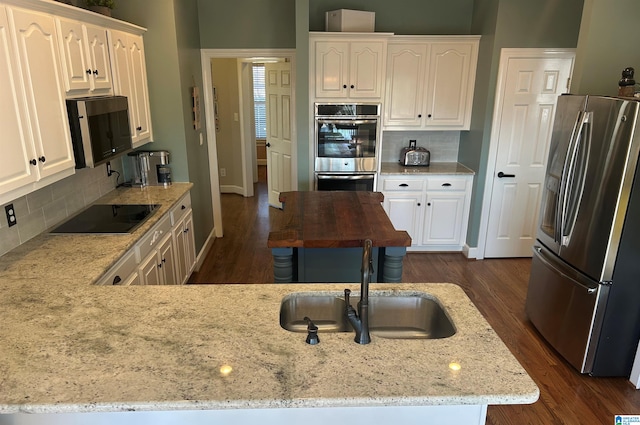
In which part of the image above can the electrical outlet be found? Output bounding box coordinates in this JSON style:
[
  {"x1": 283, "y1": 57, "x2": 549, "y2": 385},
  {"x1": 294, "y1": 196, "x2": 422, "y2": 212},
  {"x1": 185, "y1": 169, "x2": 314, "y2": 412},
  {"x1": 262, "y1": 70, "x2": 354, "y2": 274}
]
[
  {"x1": 5, "y1": 204, "x2": 17, "y2": 227},
  {"x1": 106, "y1": 161, "x2": 112, "y2": 177},
  {"x1": 220, "y1": 168, "x2": 226, "y2": 177}
]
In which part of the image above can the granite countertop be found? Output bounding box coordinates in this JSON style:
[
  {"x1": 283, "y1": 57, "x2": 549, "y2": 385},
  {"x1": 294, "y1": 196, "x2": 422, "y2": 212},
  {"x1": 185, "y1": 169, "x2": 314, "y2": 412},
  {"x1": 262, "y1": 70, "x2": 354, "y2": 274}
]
[
  {"x1": 380, "y1": 162, "x2": 475, "y2": 175},
  {"x1": 0, "y1": 182, "x2": 538, "y2": 415},
  {"x1": 0, "y1": 183, "x2": 193, "y2": 287},
  {"x1": 0, "y1": 282, "x2": 539, "y2": 414}
]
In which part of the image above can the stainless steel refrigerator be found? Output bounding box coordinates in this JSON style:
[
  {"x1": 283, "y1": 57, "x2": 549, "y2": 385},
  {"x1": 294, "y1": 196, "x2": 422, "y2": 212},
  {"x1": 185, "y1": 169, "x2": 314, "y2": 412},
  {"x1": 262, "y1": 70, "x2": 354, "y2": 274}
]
[{"x1": 525, "y1": 94, "x2": 640, "y2": 377}]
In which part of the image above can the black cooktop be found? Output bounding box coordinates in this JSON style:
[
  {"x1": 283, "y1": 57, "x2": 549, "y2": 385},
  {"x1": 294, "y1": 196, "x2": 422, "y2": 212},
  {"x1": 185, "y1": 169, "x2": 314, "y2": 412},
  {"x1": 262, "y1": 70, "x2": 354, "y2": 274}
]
[{"x1": 50, "y1": 204, "x2": 160, "y2": 234}]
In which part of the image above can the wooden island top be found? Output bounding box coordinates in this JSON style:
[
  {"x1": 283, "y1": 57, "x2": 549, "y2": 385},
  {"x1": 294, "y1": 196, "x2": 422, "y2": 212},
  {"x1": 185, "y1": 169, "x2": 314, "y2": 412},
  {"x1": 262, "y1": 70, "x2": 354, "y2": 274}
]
[{"x1": 267, "y1": 191, "x2": 411, "y2": 249}]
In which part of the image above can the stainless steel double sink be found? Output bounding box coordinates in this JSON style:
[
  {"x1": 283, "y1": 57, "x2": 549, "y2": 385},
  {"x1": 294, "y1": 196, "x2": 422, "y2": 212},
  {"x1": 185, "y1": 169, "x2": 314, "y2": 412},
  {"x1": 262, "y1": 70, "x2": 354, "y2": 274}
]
[{"x1": 279, "y1": 291, "x2": 456, "y2": 339}]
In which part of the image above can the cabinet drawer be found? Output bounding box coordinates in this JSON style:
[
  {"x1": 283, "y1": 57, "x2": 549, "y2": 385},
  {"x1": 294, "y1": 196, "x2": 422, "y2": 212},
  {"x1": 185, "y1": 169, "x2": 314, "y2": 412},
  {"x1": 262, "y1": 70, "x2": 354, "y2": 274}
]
[
  {"x1": 170, "y1": 192, "x2": 192, "y2": 225},
  {"x1": 96, "y1": 249, "x2": 138, "y2": 286},
  {"x1": 426, "y1": 177, "x2": 468, "y2": 191},
  {"x1": 137, "y1": 214, "x2": 172, "y2": 261},
  {"x1": 382, "y1": 178, "x2": 424, "y2": 191}
]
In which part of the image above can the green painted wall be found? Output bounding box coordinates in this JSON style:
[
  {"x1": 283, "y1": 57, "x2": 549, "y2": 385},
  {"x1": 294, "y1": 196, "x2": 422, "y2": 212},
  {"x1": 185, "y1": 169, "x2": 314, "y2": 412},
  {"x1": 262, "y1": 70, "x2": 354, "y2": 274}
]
[
  {"x1": 113, "y1": 0, "x2": 213, "y2": 253},
  {"x1": 196, "y1": 0, "x2": 296, "y2": 48},
  {"x1": 458, "y1": 0, "x2": 583, "y2": 249},
  {"x1": 572, "y1": 0, "x2": 640, "y2": 96},
  {"x1": 296, "y1": 0, "x2": 311, "y2": 190},
  {"x1": 309, "y1": 0, "x2": 474, "y2": 34}
]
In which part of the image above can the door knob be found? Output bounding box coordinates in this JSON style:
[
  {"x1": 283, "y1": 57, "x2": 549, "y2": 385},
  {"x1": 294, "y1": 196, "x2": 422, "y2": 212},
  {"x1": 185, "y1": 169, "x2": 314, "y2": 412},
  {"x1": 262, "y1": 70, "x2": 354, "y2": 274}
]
[{"x1": 497, "y1": 171, "x2": 515, "y2": 178}]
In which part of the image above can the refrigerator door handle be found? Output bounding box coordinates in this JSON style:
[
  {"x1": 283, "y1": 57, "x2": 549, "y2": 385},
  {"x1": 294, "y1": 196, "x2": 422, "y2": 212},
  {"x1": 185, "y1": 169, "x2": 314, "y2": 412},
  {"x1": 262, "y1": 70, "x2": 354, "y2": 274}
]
[
  {"x1": 534, "y1": 245, "x2": 598, "y2": 294},
  {"x1": 559, "y1": 111, "x2": 591, "y2": 247}
]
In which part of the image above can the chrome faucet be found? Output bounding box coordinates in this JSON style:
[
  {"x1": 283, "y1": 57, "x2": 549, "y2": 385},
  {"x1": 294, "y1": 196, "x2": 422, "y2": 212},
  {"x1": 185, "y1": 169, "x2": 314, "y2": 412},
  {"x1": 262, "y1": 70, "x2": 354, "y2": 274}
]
[{"x1": 344, "y1": 239, "x2": 373, "y2": 344}]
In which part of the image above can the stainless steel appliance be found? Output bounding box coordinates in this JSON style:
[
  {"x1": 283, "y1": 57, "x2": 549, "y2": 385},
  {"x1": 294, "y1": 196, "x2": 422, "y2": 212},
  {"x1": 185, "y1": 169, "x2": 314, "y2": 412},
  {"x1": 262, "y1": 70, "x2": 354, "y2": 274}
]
[
  {"x1": 66, "y1": 96, "x2": 133, "y2": 168},
  {"x1": 525, "y1": 94, "x2": 640, "y2": 377},
  {"x1": 50, "y1": 204, "x2": 159, "y2": 234},
  {"x1": 399, "y1": 140, "x2": 430, "y2": 166},
  {"x1": 314, "y1": 103, "x2": 380, "y2": 191},
  {"x1": 128, "y1": 150, "x2": 171, "y2": 187}
]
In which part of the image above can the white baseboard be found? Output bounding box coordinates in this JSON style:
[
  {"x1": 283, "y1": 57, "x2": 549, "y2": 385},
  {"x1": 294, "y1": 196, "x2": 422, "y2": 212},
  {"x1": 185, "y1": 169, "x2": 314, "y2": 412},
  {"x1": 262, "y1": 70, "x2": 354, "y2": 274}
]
[
  {"x1": 464, "y1": 244, "x2": 480, "y2": 259},
  {"x1": 194, "y1": 228, "x2": 216, "y2": 272},
  {"x1": 220, "y1": 185, "x2": 244, "y2": 195}
]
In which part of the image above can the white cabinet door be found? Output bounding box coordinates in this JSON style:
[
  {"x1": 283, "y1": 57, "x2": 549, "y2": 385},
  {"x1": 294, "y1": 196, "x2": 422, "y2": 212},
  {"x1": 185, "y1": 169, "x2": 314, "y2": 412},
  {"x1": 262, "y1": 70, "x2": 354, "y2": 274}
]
[
  {"x1": 312, "y1": 36, "x2": 386, "y2": 100},
  {"x1": 0, "y1": 5, "x2": 38, "y2": 195},
  {"x1": 348, "y1": 41, "x2": 385, "y2": 99},
  {"x1": 383, "y1": 192, "x2": 423, "y2": 247},
  {"x1": 314, "y1": 40, "x2": 349, "y2": 98},
  {"x1": 157, "y1": 232, "x2": 177, "y2": 285},
  {"x1": 422, "y1": 191, "x2": 466, "y2": 246},
  {"x1": 139, "y1": 250, "x2": 162, "y2": 285},
  {"x1": 9, "y1": 7, "x2": 75, "y2": 179},
  {"x1": 56, "y1": 18, "x2": 112, "y2": 95},
  {"x1": 109, "y1": 30, "x2": 152, "y2": 147},
  {"x1": 424, "y1": 41, "x2": 476, "y2": 129},
  {"x1": 84, "y1": 23, "x2": 112, "y2": 91},
  {"x1": 383, "y1": 43, "x2": 427, "y2": 128},
  {"x1": 173, "y1": 210, "x2": 196, "y2": 285}
]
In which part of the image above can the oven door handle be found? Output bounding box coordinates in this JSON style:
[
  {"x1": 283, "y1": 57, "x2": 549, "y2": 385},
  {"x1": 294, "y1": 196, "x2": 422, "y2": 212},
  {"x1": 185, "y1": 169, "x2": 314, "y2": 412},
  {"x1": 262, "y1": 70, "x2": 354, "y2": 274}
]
[
  {"x1": 316, "y1": 174, "x2": 375, "y2": 180},
  {"x1": 316, "y1": 119, "x2": 378, "y2": 126}
]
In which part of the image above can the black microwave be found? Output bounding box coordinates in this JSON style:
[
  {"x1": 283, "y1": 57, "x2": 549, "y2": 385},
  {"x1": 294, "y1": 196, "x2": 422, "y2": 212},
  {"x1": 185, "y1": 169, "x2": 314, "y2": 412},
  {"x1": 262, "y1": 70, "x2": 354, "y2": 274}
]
[{"x1": 66, "y1": 96, "x2": 133, "y2": 168}]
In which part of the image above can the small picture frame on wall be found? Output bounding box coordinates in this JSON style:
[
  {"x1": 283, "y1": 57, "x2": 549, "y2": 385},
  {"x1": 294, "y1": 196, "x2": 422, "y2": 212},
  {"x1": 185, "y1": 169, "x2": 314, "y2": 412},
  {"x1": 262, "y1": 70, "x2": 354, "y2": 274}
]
[{"x1": 191, "y1": 86, "x2": 201, "y2": 130}]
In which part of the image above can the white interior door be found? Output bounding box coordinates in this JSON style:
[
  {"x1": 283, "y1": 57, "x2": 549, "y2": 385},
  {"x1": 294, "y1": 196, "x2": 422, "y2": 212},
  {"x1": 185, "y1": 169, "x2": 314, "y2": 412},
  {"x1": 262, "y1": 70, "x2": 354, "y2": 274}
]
[
  {"x1": 483, "y1": 51, "x2": 574, "y2": 258},
  {"x1": 265, "y1": 62, "x2": 292, "y2": 208}
]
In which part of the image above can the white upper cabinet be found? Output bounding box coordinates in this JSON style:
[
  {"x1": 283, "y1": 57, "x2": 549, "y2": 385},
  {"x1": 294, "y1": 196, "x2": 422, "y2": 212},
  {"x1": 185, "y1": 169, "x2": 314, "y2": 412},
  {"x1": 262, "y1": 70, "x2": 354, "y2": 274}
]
[
  {"x1": 383, "y1": 36, "x2": 479, "y2": 130},
  {"x1": 109, "y1": 30, "x2": 153, "y2": 147},
  {"x1": 0, "y1": 5, "x2": 38, "y2": 196},
  {"x1": 7, "y1": 6, "x2": 75, "y2": 180},
  {"x1": 311, "y1": 33, "x2": 388, "y2": 101},
  {"x1": 56, "y1": 17, "x2": 112, "y2": 95}
]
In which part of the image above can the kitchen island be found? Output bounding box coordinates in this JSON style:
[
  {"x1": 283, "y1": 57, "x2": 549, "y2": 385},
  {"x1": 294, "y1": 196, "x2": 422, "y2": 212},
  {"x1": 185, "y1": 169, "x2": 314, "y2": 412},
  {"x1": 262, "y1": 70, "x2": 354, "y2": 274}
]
[
  {"x1": 0, "y1": 184, "x2": 538, "y2": 425},
  {"x1": 267, "y1": 191, "x2": 412, "y2": 283}
]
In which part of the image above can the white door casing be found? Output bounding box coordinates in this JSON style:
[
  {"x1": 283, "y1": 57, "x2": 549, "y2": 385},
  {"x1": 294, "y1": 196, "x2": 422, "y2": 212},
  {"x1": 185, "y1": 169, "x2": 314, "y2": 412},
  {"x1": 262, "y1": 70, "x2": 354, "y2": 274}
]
[
  {"x1": 479, "y1": 49, "x2": 575, "y2": 259},
  {"x1": 200, "y1": 49, "x2": 297, "y2": 239},
  {"x1": 265, "y1": 62, "x2": 293, "y2": 208}
]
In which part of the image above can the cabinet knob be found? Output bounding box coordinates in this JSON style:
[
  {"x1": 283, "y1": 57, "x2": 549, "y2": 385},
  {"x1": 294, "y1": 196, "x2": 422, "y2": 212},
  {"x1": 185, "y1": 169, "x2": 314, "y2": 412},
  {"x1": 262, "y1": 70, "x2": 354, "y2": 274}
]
[
  {"x1": 184, "y1": 228, "x2": 189, "y2": 234},
  {"x1": 350, "y1": 84, "x2": 355, "y2": 89},
  {"x1": 86, "y1": 69, "x2": 92, "y2": 75},
  {"x1": 418, "y1": 114, "x2": 422, "y2": 118},
  {"x1": 112, "y1": 276, "x2": 122, "y2": 285},
  {"x1": 441, "y1": 183, "x2": 451, "y2": 187},
  {"x1": 112, "y1": 148, "x2": 116, "y2": 153},
  {"x1": 30, "y1": 159, "x2": 37, "y2": 166},
  {"x1": 399, "y1": 183, "x2": 409, "y2": 187},
  {"x1": 157, "y1": 263, "x2": 162, "y2": 268},
  {"x1": 428, "y1": 114, "x2": 432, "y2": 118},
  {"x1": 427, "y1": 202, "x2": 431, "y2": 206},
  {"x1": 38, "y1": 156, "x2": 46, "y2": 163},
  {"x1": 417, "y1": 203, "x2": 421, "y2": 206},
  {"x1": 137, "y1": 126, "x2": 143, "y2": 131},
  {"x1": 181, "y1": 205, "x2": 186, "y2": 210},
  {"x1": 93, "y1": 69, "x2": 99, "y2": 75},
  {"x1": 343, "y1": 84, "x2": 347, "y2": 89},
  {"x1": 162, "y1": 258, "x2": 166, "y2": 264}
]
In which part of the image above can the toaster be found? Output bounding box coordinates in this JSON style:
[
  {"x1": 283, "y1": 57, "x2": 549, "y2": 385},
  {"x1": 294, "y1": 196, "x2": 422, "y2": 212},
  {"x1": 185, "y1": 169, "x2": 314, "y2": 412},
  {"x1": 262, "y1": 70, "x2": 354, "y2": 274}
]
[{"x1": 399, "y1": 140, "x2": 430, "y2": 166}]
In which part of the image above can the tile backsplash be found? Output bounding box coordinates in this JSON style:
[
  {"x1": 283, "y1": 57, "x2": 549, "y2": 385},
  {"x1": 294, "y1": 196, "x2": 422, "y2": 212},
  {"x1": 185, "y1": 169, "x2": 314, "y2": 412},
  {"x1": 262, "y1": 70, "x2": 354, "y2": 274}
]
[
  {"x1": 0, "y1": 163, "x2": 122, "y2": 256},
  {"x1": 381, "y1": 131, "x2": 460, "y2": 163}
]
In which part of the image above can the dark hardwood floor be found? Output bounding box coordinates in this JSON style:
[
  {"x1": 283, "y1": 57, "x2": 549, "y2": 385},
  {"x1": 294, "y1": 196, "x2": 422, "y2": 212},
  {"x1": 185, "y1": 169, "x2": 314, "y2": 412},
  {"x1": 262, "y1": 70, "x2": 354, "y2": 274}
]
[{"x1": 189, "y1": 166, "x2": 640, "y2": 424}]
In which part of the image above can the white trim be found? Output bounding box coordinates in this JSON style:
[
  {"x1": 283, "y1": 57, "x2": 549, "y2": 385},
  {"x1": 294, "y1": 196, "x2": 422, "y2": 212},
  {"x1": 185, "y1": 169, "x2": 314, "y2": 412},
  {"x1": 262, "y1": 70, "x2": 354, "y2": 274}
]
[
  {"x1": 193, "y1": 229, "x2": 216, "y2": 273},
  {"x1": 476, "y1": 48, "x2": 576, "y2": 260},
  {"x1": 220, "y1": 185, "x2": 245, "y2": 195},
  {"x1": 200, "y1": 49, "x2": 297, "y2": 238},
  {"x1": 463, "y1": 244, "x2": 478, "y2": 259}
]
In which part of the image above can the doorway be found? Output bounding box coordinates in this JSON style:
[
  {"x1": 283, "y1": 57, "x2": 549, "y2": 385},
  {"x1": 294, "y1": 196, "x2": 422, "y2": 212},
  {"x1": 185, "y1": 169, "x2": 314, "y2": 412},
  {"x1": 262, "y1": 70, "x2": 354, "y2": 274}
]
[
  {"x1": 201, "y1": 49, "x2": 297, "y2": 238},
  {"x1": 478, "y1": 48, "x2": 575, "y2": 259}
]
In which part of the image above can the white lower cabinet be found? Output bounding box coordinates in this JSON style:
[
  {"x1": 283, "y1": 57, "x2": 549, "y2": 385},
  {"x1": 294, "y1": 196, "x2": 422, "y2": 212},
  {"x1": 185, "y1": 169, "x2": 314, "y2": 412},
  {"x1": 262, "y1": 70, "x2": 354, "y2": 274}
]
[
  {"x1": 380, "y1": 174, "x2": 472, "y2": 251},
  {"x1": 97, "y1": 193, "x2": 196, "y2": 286},
  {"x1": 138, "y1": 232, "x2": 177, "y2": 285}
]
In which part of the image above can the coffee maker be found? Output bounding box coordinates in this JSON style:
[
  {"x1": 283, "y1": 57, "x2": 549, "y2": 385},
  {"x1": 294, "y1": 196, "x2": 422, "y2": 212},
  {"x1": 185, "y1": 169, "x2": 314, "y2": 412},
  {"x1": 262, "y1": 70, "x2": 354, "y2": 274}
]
[{"x1": 128, "y1": 151, "x2": 172, "y2": 187}]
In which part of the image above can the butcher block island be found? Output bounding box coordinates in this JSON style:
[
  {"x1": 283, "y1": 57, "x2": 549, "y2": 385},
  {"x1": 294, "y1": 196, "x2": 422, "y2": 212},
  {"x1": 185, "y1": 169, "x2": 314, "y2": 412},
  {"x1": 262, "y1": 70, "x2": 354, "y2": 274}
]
[{"x1": 268, "y1": 191, "x2": 412, "y2": 283}]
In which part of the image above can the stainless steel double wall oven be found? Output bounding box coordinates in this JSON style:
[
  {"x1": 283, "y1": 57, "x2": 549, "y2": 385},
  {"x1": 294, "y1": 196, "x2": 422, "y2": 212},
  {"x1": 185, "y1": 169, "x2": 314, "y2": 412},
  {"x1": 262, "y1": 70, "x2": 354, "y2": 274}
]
[{"x1": 314, "y1": 103, "x2": 380, "y2": 191}]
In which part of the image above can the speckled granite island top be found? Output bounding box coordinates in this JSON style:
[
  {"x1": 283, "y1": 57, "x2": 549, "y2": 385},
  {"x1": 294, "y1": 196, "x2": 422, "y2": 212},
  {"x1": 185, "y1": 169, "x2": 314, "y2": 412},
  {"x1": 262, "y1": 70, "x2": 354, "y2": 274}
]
[
  {"x1": 380, "y1": 162, "x2": 475, "y2": 175},
  {"x1": 0, "y1": 280, "x2": 538, "y2": 414}
]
